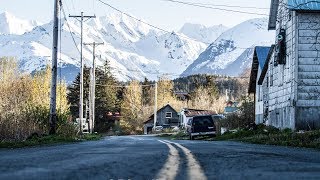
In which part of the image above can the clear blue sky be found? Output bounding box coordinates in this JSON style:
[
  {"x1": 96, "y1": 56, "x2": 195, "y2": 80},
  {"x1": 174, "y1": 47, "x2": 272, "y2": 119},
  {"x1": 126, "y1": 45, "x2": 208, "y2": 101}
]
[{"x1": 0, "y1": 0, "x2": 271, "y2": 30}]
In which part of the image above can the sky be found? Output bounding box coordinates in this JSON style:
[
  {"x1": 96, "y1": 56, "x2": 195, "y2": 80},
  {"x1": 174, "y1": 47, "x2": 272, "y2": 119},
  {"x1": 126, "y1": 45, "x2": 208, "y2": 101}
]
[{"x1": 0, "y1": 0, "x2": 271, "y2": 30}]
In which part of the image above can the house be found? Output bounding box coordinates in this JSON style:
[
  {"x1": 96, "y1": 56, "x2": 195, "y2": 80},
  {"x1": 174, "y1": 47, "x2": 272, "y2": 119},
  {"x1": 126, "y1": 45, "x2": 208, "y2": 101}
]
[
  {"x1": 179, "y1": 108, "x2": 217, "y2": 128},
  {"x1": 250, "y1": 0, "x2": 320, "y2": 130},
  {"x1": 224, "y1": 101, "x2": 239, "y2": 114},
  {"x1": 143, "y1": 104, "x2": 179, "y2": 134},
  {"x1": 249, "y1": 46, "x2": 274, "y2": 125}
]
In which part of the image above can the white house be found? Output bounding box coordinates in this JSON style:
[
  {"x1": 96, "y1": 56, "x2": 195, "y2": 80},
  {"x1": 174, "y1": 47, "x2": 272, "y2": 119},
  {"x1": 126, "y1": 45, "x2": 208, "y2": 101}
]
[
  {"x1": 179, "y1": 108, "x2": 216, "y2": 128},
  {"x1": 249, "y1": 46, "x2": 274, "y2": 125},
  {"x1": 251, "y1": 0, "x2": 320, "y2": 130}
]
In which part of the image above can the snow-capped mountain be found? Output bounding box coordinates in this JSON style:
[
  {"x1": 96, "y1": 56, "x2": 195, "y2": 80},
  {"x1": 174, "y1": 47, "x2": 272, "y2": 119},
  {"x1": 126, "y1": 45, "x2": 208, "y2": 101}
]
[
  {"x1": 0, "y1": 12, "x2": 39, "y2": 35},
  {"x1": 179, "y1": 23, "x2": 227, "y2": 43},
  {"x1": 0, "y1": 12, "x2": 209, "y2": 82},
  {"x1": 0, "y1": 13, "x2": 211, "y2": 81},
  {"x1": 0, "y1": 12, "x2": 276, "y2": 82},
  {"x1": 182, "y1": 18, "x2": 275, "y2": 77}
]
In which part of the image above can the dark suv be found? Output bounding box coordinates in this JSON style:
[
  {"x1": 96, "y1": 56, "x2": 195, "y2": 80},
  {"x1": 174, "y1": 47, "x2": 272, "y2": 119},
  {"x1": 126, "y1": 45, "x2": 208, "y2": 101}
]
[{"x1": 186, "y1": 115, "x2": 216, "y2": 140}]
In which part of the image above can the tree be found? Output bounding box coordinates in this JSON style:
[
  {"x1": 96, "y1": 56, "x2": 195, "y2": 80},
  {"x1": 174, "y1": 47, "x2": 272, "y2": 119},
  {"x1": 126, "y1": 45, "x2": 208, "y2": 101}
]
[
  {"x1": 0, "y1": 57, "x2": 70, "y2": 141},
  {"x1": 67, "y1": 61, "x2": 119, "y2": 132},
  {"x1": 120, "y1": 80, "x2": 143, "y2": 134}
]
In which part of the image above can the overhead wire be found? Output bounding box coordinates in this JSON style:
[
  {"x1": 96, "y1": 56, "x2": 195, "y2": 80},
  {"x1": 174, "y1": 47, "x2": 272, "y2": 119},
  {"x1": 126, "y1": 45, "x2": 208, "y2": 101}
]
[
  {"x1": 60, "y1": 1, "x2": 81, "y2": 54},
  {"x1": 160, "y1": 0, "x2": 269, "y2": 16},
  {"x1": 188, "y1": 1, "x2": 270, "y2": 10},
  {"x1": 96, "y1": 0, "x2": 255, "y2": 49}
]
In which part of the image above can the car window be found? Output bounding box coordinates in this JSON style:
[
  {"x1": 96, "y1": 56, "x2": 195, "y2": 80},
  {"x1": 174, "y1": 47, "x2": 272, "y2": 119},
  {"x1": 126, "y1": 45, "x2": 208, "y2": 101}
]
[
  {"x1": 193, "y1": 116, "x2": 214, "y2": 126},
  {"x1": 212, "y1": 115, "x2": 224, "y2": 121}
]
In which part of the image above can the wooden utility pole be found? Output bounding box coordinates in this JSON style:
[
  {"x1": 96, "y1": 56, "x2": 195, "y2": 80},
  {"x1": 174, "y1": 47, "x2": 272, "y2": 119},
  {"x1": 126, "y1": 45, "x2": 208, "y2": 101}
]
[
  {"x1": 69, "y1": 12, "x2": 95, "y2": 134},
  {"x1": 153, "y1": 82, "x2": 158, "y2": 130},
  {"x1": 49, "y1": 0, "x2": 60, "y2": 135},
  {"x1": 84, "y1": 42, "x2": 104, "y2": 133}
]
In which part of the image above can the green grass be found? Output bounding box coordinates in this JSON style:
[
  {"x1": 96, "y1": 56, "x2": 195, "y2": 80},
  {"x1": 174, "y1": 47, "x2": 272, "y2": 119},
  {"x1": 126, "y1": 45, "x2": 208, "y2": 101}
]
[
  {"x1": 0, "y1": 133, "x2": 103, "y2": 149},
  {"x1": 214, "y1": 126, "x2": 320, "y2": 149},
  {"x1": 159, "y1": 125, "x2": 320, "y2": 149}
]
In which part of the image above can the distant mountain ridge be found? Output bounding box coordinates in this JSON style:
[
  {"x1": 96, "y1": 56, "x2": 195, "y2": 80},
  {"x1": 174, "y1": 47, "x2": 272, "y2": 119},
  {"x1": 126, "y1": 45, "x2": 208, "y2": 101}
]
[
  {"x1": 181, "y1": 18, "x2": 275, "y2": 77},
  {"x1": 0, "y1": 12, "x2": 274, "y2": 82}
]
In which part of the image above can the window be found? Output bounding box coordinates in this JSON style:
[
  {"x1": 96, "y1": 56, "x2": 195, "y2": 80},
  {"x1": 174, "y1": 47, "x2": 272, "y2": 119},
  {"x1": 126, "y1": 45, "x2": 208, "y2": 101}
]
[{"x1": 165, "y1": 112, "x2": 172, "y2": 118}]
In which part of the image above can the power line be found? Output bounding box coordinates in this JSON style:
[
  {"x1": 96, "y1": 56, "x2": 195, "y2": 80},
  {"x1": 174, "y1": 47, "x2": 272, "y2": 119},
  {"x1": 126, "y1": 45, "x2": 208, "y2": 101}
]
[
  {"x1": 96, "y1": 0, "x2": 255, "y2": 49},
  {"x1": 161, "y1": 0, "x2": 269, "y2": 16},
  {"x1": 164, "y1": 0, "x2": 270, "y2": 10},
  {"x1": 96, "y1": 83, "x2": 156, "y2": 88},
  {"x1": 60, "y1": 2, "x2": 81, "y2": 54}
]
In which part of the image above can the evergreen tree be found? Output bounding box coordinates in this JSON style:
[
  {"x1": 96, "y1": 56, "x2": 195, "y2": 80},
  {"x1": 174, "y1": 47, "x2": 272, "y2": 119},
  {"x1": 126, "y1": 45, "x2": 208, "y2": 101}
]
[{"x1": 67, "y1": 61, "x2": 118, "y2": 132}]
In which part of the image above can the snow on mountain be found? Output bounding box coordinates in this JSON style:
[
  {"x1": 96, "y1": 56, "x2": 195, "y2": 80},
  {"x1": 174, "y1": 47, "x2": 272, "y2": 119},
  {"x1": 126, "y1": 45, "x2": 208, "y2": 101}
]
[
  {"x1": 179, "y1": 23, "x2": 227, "y2": 43},
  {"x1": 0, "y1": 12, "x2": 39, "y2": 35},
  {"x1": 0, "y1": 12, "x2": 208, "y2": 82},
  {"x1": 182, "y1": 18, "x2": 275, "y2": 77},
  {"x1": 0, "y1": 11, "x2": 276, "y2": 82}
]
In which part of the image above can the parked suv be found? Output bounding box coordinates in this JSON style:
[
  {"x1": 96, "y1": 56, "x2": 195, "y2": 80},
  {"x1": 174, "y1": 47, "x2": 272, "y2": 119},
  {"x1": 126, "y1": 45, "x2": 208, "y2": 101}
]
[{"x1": 186, "y1": 115, "x2": 216, "y2": 140}]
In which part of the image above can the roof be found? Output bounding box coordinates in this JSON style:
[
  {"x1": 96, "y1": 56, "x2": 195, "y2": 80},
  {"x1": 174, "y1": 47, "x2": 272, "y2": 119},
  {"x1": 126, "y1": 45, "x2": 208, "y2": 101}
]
[
  {"x1": 143, "y1": 104, "x2": 177, "y2": 124},
  {"x1": 268, "y1": 0, "x2": 279, "y2": 30},
  {"x1": 224, "y1": 107, "x2": 238, "y2": 113},
  {"x1": 248, "y1": 46, "x2": 272, "y2": 93},
  {"x1": 268, "y1": 0, "x2": 320, "y2": 30},
  {"x1": 184, "y1": 109, "x2": 217, "y2": 117},
  {"x1": 258, "y1": 45, "x2": 275, "y2": 85},
  {"x1": 256, "y1": 47, "x2": 271, "y2": 69},
  {"x1": 288, "y1": 0, "x2": 320, "y2": 10}
]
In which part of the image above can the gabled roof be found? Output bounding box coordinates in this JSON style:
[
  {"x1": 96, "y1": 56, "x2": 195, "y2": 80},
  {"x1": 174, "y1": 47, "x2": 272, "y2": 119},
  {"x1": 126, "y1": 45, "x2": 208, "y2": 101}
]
[
  {"x1": 248, "y1": 46, "x2": 272, "y2": 93},
  {"x1": 269, "y1": 0, "x2": 320, "y2": 30},
  {"x1": 288, "y1": 0, "x2": 320, "y2": 10},
  {"x1": 144, "y1": 104, "x2": 177, "y2": 124},
  {"x1": 258, "y1": 45, "x2": 275, "y2": 85},
  {"x1": 184, "y1": 110, "x2": 216, "y2": 117},
  {"x1": 268, "y1": 0, "x2": 279, "y2": 30},
  {"x1": 256, "y1": 46, "x2": 271, "y2": 69}
]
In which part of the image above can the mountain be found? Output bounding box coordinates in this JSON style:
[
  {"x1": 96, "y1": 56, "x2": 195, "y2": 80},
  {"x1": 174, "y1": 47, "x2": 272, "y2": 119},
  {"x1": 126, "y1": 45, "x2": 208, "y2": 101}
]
[
  {"x1": 181, "y1": 18, "x2": 275, "y2": 77},
  {"x1": 0, "y1": 12, "x2": 208, "y2": 82},
  {"x1": 179, "y1": 23, "x2": 227, "y2": 43},
  {"x1": 0, "y1": 12, "x2": 276, "y2": 82},
  {"x1": 0, "y1": 12, "x2": 39, "y2": 35}
]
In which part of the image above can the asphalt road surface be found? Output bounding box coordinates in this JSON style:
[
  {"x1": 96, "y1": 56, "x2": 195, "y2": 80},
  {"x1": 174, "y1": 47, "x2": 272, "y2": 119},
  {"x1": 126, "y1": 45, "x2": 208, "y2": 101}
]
[{"x1": 1, "y1": 136, "x2": 320, "y2": 180}]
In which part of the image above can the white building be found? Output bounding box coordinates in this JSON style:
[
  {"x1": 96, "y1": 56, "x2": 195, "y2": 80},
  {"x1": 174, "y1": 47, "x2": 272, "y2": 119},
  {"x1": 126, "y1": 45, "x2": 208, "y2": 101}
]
[{"x1": 250, "y1": 0, "x2": 320, "y2": 130}]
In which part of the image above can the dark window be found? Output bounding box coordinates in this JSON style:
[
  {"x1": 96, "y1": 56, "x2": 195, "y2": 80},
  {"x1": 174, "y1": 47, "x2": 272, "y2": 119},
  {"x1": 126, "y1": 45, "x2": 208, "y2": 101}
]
[{"x1": 193, "y1": 116, "x2": 214, "y2": 126}]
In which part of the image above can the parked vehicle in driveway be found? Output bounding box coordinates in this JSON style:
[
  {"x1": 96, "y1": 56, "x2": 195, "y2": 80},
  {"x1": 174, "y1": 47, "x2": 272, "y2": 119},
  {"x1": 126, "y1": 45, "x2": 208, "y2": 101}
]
[{"x1": 186, "y1": 115, "x2": 216, "y2": 140}]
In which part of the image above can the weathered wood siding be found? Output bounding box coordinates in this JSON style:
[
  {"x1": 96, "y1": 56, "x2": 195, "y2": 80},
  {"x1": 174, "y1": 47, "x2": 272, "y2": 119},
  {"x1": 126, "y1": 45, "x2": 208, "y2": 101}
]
[
  {"x1": 156, "y1": 105, "x2": 179, "y2": 126},
  {"x1": 255, "y1": 68, "x2": 264, "y2": 124},
  {"x1": 296, "y1": 12, "x2": 320, "y2": 129},
  {"x1": 267, "y1": 2, "x2": 296, "y2": 129},
  {"x1": 262, "y1": 71, "x2": 269, "y2": 125}
]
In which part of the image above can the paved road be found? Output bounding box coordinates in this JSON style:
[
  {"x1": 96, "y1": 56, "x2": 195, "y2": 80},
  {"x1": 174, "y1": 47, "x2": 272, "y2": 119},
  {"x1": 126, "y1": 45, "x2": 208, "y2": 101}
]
[{"x1": 0, "y1": 136, "x2": 320, "y2": 180}]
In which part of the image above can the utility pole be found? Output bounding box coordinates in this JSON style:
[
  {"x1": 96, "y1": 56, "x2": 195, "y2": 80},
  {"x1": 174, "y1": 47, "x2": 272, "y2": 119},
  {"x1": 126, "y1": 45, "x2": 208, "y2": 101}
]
[
  {"x1": 69, "y1": 12, "x2": 95, "y2": 134},
  {"x1": 49, "y1": 0, "x2": 60, "y2": 135},
  {"x1": 84, "y1": 42, "x2": 104, "y2": 133},
  {"x1": 153, "y1": 82, "x2": 158, "y2": 130}
]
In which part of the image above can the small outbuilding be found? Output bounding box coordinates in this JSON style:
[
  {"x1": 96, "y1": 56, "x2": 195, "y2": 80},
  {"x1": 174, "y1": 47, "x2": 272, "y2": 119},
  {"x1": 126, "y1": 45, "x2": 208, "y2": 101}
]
[{"x1": 143, "y1": 104, "x2": 179, "y2": 134}]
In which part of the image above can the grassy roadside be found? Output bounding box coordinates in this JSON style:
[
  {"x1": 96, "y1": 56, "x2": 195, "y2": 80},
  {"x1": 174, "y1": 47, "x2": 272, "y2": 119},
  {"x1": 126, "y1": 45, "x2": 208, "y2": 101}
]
[
  {"x1": 159, "y1": 126, "x2": 320, "y2": 149},
  {"x1": 0, "y1": 134, "x2": 103, "y2": 149}
]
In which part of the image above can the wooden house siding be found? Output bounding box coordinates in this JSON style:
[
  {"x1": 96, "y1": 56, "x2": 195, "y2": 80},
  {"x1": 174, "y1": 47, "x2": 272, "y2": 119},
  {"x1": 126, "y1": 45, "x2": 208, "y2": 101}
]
[
  {"x1": 267, "y1": 2, "x2": 296, "y2": 129},
  {"x1": 266, "y1": 0, "x2": 320, "y2": 129},
  {"x1": 295, "y1": 12, "x2": 320, "y2": 129}
]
